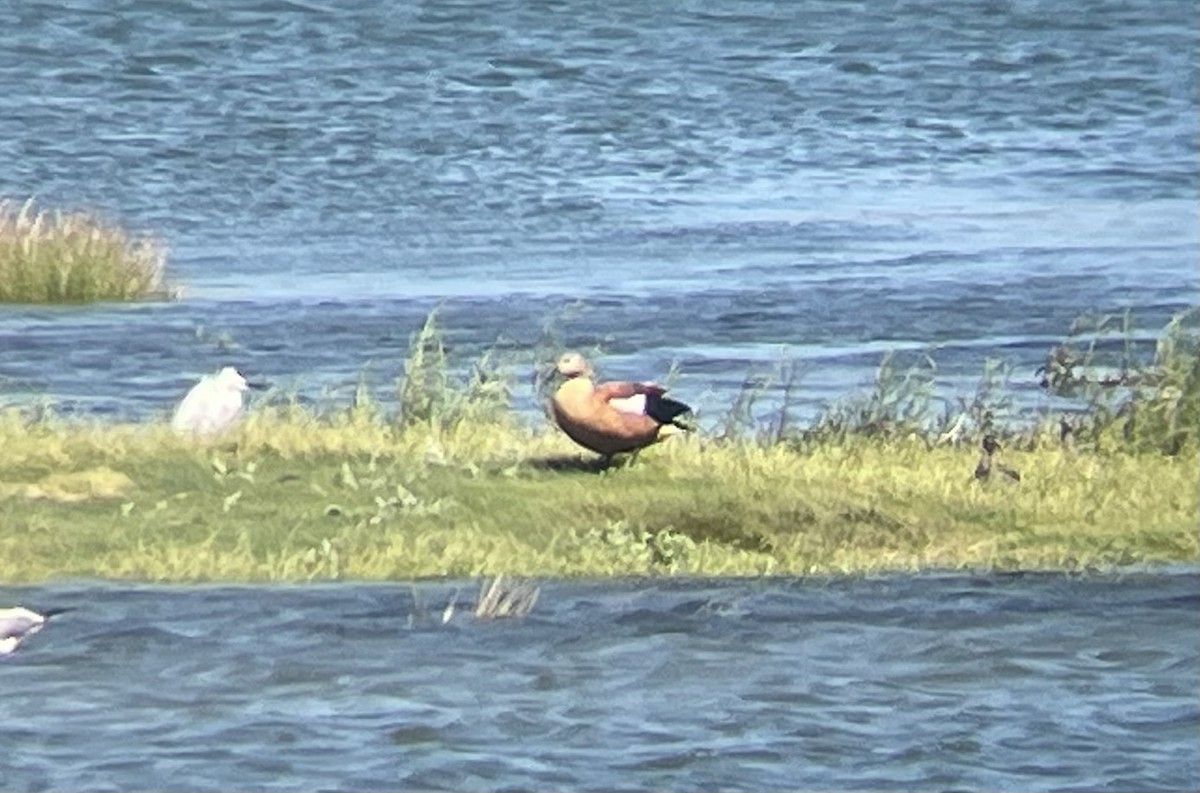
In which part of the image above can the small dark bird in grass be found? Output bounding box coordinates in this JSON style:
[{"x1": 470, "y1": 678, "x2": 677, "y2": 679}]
[
  {"x1": 1059, "y1": 416, "x2": 1076, "y2": 453},
  {"x1": 975, "y1": 435, "x2": 1021, "y2": 483}
]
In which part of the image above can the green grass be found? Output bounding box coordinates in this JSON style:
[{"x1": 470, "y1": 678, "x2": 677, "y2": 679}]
[
  {"x1": 0, "y1": 198, "x2": 172, "y2": 303},
  {"x1": 1, "y1": 309, "x2": 1196, "y2": 584},
  {"x1": 0, "y1": 395, "x2": 1194, "y2": 583}
]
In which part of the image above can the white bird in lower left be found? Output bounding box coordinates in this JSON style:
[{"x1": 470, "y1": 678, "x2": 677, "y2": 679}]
[{"x1": 0, "y1": 606, "x2": 71, "y2": 656}]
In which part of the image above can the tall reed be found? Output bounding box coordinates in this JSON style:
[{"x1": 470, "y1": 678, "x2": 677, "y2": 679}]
[
  {"x1": 784, "y1": 309, "x2": 1199, "y2": 458},
  {"x1": 0, "y1": 198, "x2": 171, "y2": 303},
  {"x1": 396, "y1": 309, "x2": 512, "y2": 430},
  {"x1": 1035, "y1": 308, "x2": 1199, "y2": 456}
]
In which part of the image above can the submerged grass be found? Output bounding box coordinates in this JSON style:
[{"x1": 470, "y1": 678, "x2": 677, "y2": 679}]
[
  {"x1": 1, "y1": 310, "x2": 1196, "y2": 583},
  {"x1": 0, "y1": 198, "x2": 171, "y2": 303}
]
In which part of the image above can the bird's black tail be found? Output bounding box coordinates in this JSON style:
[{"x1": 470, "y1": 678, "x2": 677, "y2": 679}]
[
  {"x1": 645, "y1": 393, "x2": 694, "y2": 429},
  {"x1": 41, "y1": 607, "x2": 76, "y2": 619}
]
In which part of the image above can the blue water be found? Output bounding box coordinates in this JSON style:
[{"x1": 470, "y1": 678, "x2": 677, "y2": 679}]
[
  {"x1": 1, "y1": 5, "x2": 1198, "y2": 788},
  {"x1": 0, "y1": 0, "x2": 1195, "y2": 423},
  {"x1": 2, "y1": 572, "x2": 1197, "y2": 791}
]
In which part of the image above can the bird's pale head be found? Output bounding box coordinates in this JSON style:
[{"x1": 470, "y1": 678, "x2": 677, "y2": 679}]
[
  {"x1": 216, "y1": 366, "x2": 250, "y2": 392},
  {"x1": 555, "y1": 351, "x2": 592, "y2": 378}
]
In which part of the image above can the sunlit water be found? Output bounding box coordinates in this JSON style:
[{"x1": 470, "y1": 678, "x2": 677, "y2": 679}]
[
  {"x1": 0, "y1": 0, "x2": 1196, "y2": 423},
  {"x1": 2, "y1": 6, "x2": 1197, "y2": 788},
  {"x1": 2, "y1": 572, "x2": 1197, "y2": 791}
]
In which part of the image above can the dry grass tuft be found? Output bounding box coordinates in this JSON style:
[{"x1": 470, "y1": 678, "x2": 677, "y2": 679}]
[
  {"x1": 7, "y1": 466, "x2": 136, "y2": 503},
  {"x1": 474, "y1": 575, "x2": 540, "y2": 618},
  {"x1": 0, "y1": 197, "x2": 172, "y2": 303}
]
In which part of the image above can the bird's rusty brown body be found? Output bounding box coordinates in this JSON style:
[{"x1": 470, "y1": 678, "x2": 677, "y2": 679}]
[{"x1": 550, "y1": 352, "x2": 691, "y2": 458}]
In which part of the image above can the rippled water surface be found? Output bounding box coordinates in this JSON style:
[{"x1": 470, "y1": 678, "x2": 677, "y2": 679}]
[
  {"x1": 0, "y1": 0, "x2": 1196, "y2": 420},
  {"x1": 2, "y1": 573, "x2": 1197, "y2": 791},
  {"x1": 3, "y1": 6, "x2": 1197, "y2": 790}
]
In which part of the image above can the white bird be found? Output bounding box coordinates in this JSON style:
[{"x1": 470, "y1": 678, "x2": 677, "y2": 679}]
[
  {"x1": 0, "y1": 606, "x2": 71, "y2": 656},
  {"x1": 171, "y1": 366, "x2": 253, "y2": 436}
]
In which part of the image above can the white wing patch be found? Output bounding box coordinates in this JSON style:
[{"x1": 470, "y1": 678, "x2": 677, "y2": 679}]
[{"x1": 608, "y1": 393, "x2": 646, "y2": 415}]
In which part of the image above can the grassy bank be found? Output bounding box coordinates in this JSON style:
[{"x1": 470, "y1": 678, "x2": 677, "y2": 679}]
[
  {"x1": 0, "y1": 411, "x2": 1195, "y2": 583},
  {"x1": 2, "y1": 309, "x2": 1197, "y2": 583},
  {"x1": 0, "y1": 198, "x2": 171, "y2": 303}
]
